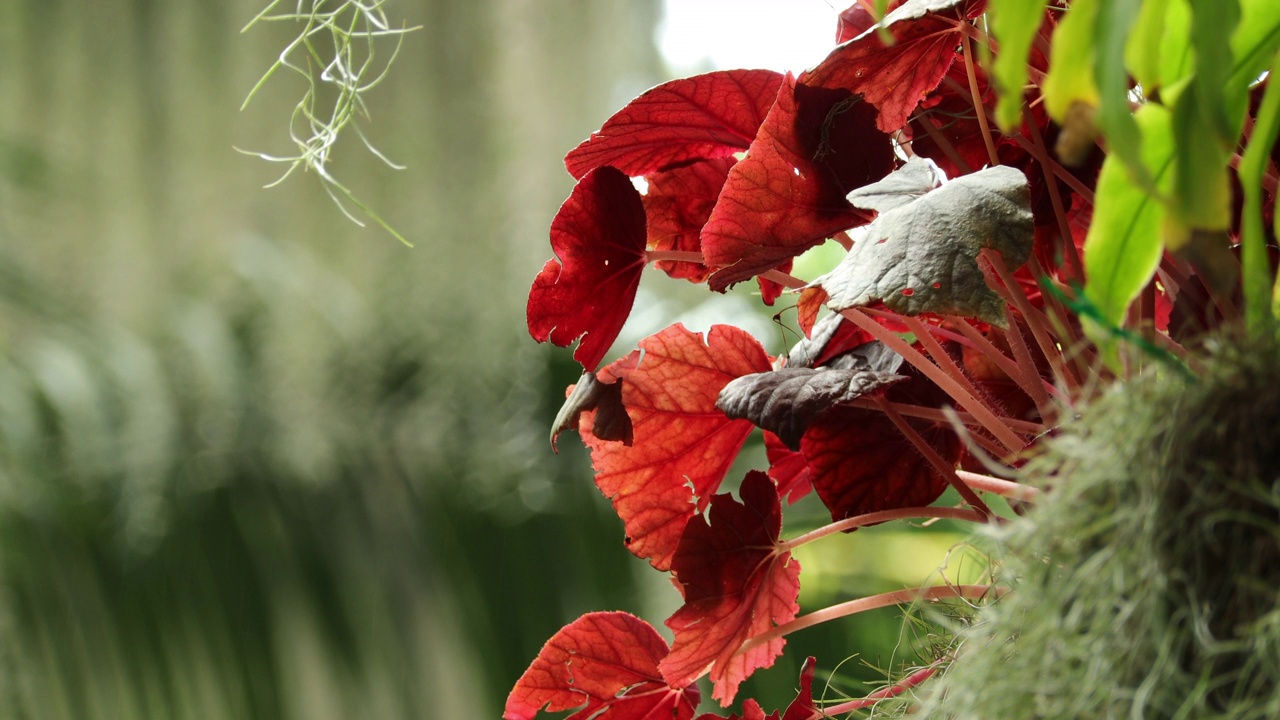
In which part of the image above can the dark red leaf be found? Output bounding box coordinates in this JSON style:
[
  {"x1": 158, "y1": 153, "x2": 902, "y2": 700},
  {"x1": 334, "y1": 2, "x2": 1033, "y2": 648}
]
[
  {"x1": 805, "y1": 0, "x2": 986, "y2": 133},
  {"x1": 800, "y1": 365, "x2": 961, "y2": 521},
  {"x1": 765, "y1": 431, "x2": 814, "y2": 504},
  {"x1": 527, "y1": 167, "x2": 647, "y2": 371},
  {"x1": 695, "y1": 700, "x2": 774, "y2": 720},
  {"x1": 703, "y1": 75, "x2": 895, "y2": 289},
  {"x1": 662, "y1": 471, "x2": 802, "y2": 705},
  {"x1": 581, "y1": 324, "x2": 772, "y2": 570},
  {"x1": 644, "y1": 158, "x2": 736, "y2": 283},
  {"x1": 835, "y1": 4, "x2": 878, "y2": 44},
  {"x1": 505, "y1": 612, "x2": 700, "y2": 720},
  {"x1": 717, "y1": 366, "x2": 906, "y2": 450},
  {"x1": 565, "y1": 70, "x2": 785, "y2": 179},
  {"x1": 906, "y1": 62, "x2": 1006, "y2": 179},
  {"x1": 690, "y1": 657, "x2": 819, "y2": 720},
  {"x1": 781, "y1": 658, "x2": 820, "y2": 720}
]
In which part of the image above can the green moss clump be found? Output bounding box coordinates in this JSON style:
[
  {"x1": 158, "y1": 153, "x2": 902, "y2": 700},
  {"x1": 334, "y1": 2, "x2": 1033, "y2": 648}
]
[{"x1": 915, "y1": 336, "x2": 1280, "y2": 719}]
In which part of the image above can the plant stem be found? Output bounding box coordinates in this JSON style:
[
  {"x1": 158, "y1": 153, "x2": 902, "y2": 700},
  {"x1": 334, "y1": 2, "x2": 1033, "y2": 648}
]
[
  {"x1": 876, "y1": 397, "x2": 994, "y2": 518},
  {"x1": 951, "y1": 315, "x2": 1062, "y2": 413},
  {"x1": 846, "y1": 397, "x2": 1046, "y2": 436},
  {"x1": 955, "y1": 469, "x2": 1041, "y2": 502},
  {"x1": 960, "y1": 27, "x2": 1000, "y2": 166},
  {"x1": 839, "y1": 307, "x2": 1027, "y2": 453},
  {"x1": 778, "y1": 507, "x2": 986, "y2": 552},
  {"x1": 646, "y1": 249, "x2": 706, "y2": 264},
  {"x1": 815, "y1": 663, "x2": 945, "y2": 716},
  {"x1": 980, "y1": 250, "x2": 1081, "y2": 390},
  {"x1": 1023, "y1": 105, "x2": 1086, "y2": 280},
  {"x1": 734, "y1": 585, "x2": 999, "y2": 659}
]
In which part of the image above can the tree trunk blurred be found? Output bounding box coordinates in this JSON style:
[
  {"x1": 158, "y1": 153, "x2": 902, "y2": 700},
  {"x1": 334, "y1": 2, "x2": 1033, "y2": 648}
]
[{"x1": 0, "y1": 1, "x2": 663, "y2": 717}]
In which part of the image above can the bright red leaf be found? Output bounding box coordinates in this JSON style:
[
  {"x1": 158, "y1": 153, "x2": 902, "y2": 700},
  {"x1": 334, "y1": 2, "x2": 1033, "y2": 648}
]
[
  {"x1": 800, "y1": 367, "x2": 961, "y2": 521},
  {"x1": 805, "y1": 0, "x2": 986, "y2": 133},
  {"x1": 703, "y1": 75, "x2": 895, "y2": 289},
  {"x1": 661, "y1": 471, "x2": 802, "y2": 705},
  {"x1": 504, "y1": 611, "x2": 700, "y2": 720},
  {"x1": 581, "y1": 323, "x2": 771, "y2": 570},
  {"x1": 565, "y1": 69, "x2": 785, "y2": 179},
  {"x1": 527, "y1": 166, "x2": 647, "y2": 371}
]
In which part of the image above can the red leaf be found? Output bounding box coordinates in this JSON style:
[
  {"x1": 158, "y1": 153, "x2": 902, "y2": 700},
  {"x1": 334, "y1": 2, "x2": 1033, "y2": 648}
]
[
  {"x1": 906, "y1": 62, "x2": 1006, "y2": 179},
  {"x1": 835, "y1": 4, "x2": 878, "y2": 44},
  {"x1": 581, "y1": 324, "x2": 772, "y2": 570},
  {"x1": 662, "y1": 471, "x2": 802, "y2": 705},
  {"x1": 805, "y1": 0, "x2": 986, "y2": 133},
  {"x1": 644, "y1": 158, "x2": 737, "y2": 283},
  {"x1": 800, "y1": 367, "x2": 961, "y2": 521},
  {"x1": 527, "y1": 167, "x2": 647, "y2": 371},
  {"x1": 505, "y1": 612, "x2": 700, "y2": 720},
  {"x1": 764, "y1": 431, "x2": 813, "y2": 504},
  {"x1": 690, "y1": 657, "x2": 819, "y2": 720},
  {"x1": 565, "y1": 70, "x2": 785, "y2": 179},
  {"x1": 703, "y1": 75, "x2": 895, "y2": 289},
  {"x1": 781, "y1": 658, "x2": 820, "y2": 720}
]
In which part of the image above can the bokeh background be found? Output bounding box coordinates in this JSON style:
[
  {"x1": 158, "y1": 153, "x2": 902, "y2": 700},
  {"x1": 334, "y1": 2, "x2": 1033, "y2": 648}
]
[{"x1": 0, "y1": 2, "x2": 975, "y2": 717}]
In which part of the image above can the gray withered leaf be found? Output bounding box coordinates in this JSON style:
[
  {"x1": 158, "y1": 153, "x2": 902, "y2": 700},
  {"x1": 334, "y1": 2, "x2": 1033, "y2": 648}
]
[
  {"x1": 717, "y1": 344, "x2": 906, "y2": 450},
  {"x1": 550, "y1": 370, "x2": 633, "y2": 451},
  {"x1": 814, "y1": 162, "x2": 1034, "y2": 325}
]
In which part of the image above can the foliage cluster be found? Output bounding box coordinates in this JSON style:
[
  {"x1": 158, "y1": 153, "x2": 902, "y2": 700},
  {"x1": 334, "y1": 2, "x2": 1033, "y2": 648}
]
[{"x1": 507, "y1": 0, "x2": 1280, "y2": 716}]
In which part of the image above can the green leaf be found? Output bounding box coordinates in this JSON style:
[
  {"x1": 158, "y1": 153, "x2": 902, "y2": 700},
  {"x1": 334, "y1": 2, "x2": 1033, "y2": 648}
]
[
  {"x1": 1124, "y1": 0, "x2": 1165, "y2": 90},
  {"x1": 1094, "y1": 0, "x2": 1150, "y2": 190},
  {"x1": 1169, "y1": 83, "x2": 1233, "y2": 234},
  {"x1": 1231, "y1": 0, "x2": 1280, "y2": 91},
  {"x1": 1155, "y1": 0, "x2": 1196, "y2": 89},
  {"x1": 815, "y1": 160, "x2": 1035, "y2": 325},
  {"x1": 1082, "y1": 103, "x2": 1175, "y2": 332},
  {"x1": 1240, "y1": 52, "x2": 1280, "y2": 330},
  {"x1": 989, "y1": 0, "x2": 1050, "y2": 132},
  {"x1": 1042, "y1": 0, "x2": 1099, "y2": 120},
  {"x1": 1188, "y1": 0, "x2": 1242, "y2": 144}
]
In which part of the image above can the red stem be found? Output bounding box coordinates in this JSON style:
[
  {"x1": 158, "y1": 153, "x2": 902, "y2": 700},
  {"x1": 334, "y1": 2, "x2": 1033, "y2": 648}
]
[
  {"x1": 876, "y1": 396, "x2": 995, "y2": 518},
  {"x1": 960, "y1": 26, "x2": 1000, "y2": 167},
  {"x1": 950, "y1": 315, "x2": 1062, "y2": 412},
  {"x1": 778, "y1": 506, "x2": 986, "y2": 552},
  {"x1": 1023, "y1": 101, "x2": 1086, "y2": 280},
  {"x1": 846, "y1": 396, "x2": 1046, "y2": 436},
  {"x1": 980, "y1": 250, "x2": 1081, "y2": 390},
  {"x1": 955, "y1": 469, "x2": 1041, "y2": 502},
  {"x1": 733, "y1": 585, "x2": 1000, "y2": 659},
  {"x1": 646, "y1": 249, "x2": 706, "y2": 264},
  {"x1": 840, "y1": 307, "x2": 1028, "y2": 453},
  {"x1": 815, "y1": 663, "x2": 945, "y2": 716}
]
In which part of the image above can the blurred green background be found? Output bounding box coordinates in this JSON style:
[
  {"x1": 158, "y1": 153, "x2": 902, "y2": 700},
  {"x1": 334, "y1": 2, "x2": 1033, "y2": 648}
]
[{"x1": 0, "y1": 2, "x2": 976, "y2": 717}]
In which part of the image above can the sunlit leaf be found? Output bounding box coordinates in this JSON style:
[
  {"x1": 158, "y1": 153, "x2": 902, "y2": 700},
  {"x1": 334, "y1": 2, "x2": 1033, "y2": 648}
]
[
  {"x1": 527, "y1": 167, "x2": 647, "y2": 371},
  {"x1": 1082, "y1": 103, "x2": 1174, "y2": 331},
  {"x1": 581, "y1": 324, "x2": 771, "y2": 570},
  {"x1": 505, "y1": 612, "x2": 700, "y2": 720},
  {"x1": 805, "y1": 0, "x2": 986, "y2": 133},
  {"x1": 564, "y1": 70, "x2": 784, "y2": 179},
  {"x1": 702, "y1": 75, "x2": 894, "y2": 289}
]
